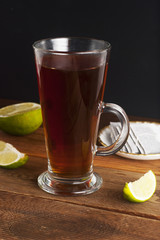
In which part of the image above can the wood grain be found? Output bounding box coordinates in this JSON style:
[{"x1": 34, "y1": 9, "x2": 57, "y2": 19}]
[
  {"x1": 94, "y1": 155, "x2": 160, "y2": 176},
  {"x1": 0, "y1": 128, "x2": 46, "y2": 157},
  {"x1": 1, "y1": 99, "x2": 160, "y2": 239},
  {"x1": 1, "y1": 127, "x2": 160, "y2": 176},
  {"x1": 0, "y1": 155, "x2": 160, "y2": 220},
  {"x1": 0, "y1": 191, "x2": 160, "y2": 240}
]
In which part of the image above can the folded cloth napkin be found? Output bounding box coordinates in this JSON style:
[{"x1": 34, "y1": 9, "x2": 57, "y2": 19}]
[{"x1": 109, "y1": 122, "x2": 160, "y2": 154}]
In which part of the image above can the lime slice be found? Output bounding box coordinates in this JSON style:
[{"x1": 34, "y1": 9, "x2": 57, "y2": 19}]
[
  {"x1": 123, "y1": 170, "x2": 156, "y2": 202},
  {"x1": 0, "y1": 102, "x2": 42, "y2": 135},
  {"x1": 0, "y1": 140, "x2": 28, "y2": 169}
]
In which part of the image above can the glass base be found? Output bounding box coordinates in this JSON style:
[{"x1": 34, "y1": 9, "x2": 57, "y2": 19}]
[{"x1": 37, "y1": 171, "x2": 103, "y2": 196}]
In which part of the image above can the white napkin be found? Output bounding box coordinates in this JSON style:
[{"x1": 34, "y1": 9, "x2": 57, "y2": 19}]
[{"x1": 110, "y1": 122, "x2": 160, "y2": 154}]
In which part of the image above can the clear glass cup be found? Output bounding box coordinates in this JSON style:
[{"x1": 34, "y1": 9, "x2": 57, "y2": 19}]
[{"x1": 33, "y1": 37, "x2": 129, "y2": 196}]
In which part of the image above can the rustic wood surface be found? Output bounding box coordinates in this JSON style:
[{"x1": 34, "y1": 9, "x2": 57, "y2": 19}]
[{"x1": 0, "y1": 99, "x2": 160, "y2": 240}]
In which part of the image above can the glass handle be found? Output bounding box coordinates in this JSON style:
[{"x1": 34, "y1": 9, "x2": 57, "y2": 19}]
[{"x1": 96, "y1": 102, "x2": 130, "y2": 156}]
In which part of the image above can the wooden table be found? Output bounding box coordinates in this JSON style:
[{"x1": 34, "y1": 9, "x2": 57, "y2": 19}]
[{"x1": 0, "y1": 99, "x2": 160, "y2": 240}]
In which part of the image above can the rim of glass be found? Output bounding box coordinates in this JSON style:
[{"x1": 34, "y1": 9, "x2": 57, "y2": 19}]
[{"x1": 32, "y1": 37, "x2": 111, "y2": 55}]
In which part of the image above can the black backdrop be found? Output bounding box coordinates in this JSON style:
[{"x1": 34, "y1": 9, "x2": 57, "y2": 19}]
[{"x1": 1, "y1": 0, "x2": 160, "y2": 118}]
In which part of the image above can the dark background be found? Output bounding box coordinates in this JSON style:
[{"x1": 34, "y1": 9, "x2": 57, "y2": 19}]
[{"x1": 1, "y1": 0, "x2": 160, "y2": 118}]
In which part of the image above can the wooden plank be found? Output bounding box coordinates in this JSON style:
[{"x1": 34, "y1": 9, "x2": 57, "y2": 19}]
[
  {"x1": 0, "y1": 128, "x2": 46, "y2": 157},
  {"x1": 94, "y1": 155, "x2": 160, "y2": 176},
  {"x1": 1, "y1": 128, "x2": 160, "y2": 176},
  {"x1": 1, "y1": 98, "x2": 160, "y2": 175},
  {"x1": 0, "y1": 191, "x2": 160, "y2": 240},
  {"x1": 0, "y1": 156, "x2": 160, "y2": 220}
]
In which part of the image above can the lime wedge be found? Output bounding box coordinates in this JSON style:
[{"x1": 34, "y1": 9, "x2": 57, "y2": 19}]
[
  {"x1": 0, "y1": 140, "x2": 28, "y2": 169},
  {"x1": 123, "y1": 170, "x2": 156, "y2": 202},
  {"x1": 0, "y1": 102, "x2": 42, "y2": 135}
]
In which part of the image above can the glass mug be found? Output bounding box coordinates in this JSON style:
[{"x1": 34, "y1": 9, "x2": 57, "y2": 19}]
[{"x1": 33, "y1": 37, "x2": 129, "y2": 196}]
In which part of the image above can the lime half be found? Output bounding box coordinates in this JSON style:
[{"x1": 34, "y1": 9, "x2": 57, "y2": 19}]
[
  {"x1": 0, "y1": 140, "x2": 28, "y2": 169},
  {"x1": 0, "y1": 102, "x2": 42, "y2": 135},
  {"x1": 123, "y1": 170, "x2": 156, "y2": 203}
]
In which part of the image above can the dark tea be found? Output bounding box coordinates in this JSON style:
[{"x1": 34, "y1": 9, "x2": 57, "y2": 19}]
[
  {"x1": 34, "y1": 38, "x2": 129, "y2": 196},
  {"x1": 36, "y1": 55, "x2": 108, "y2": 178}
]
